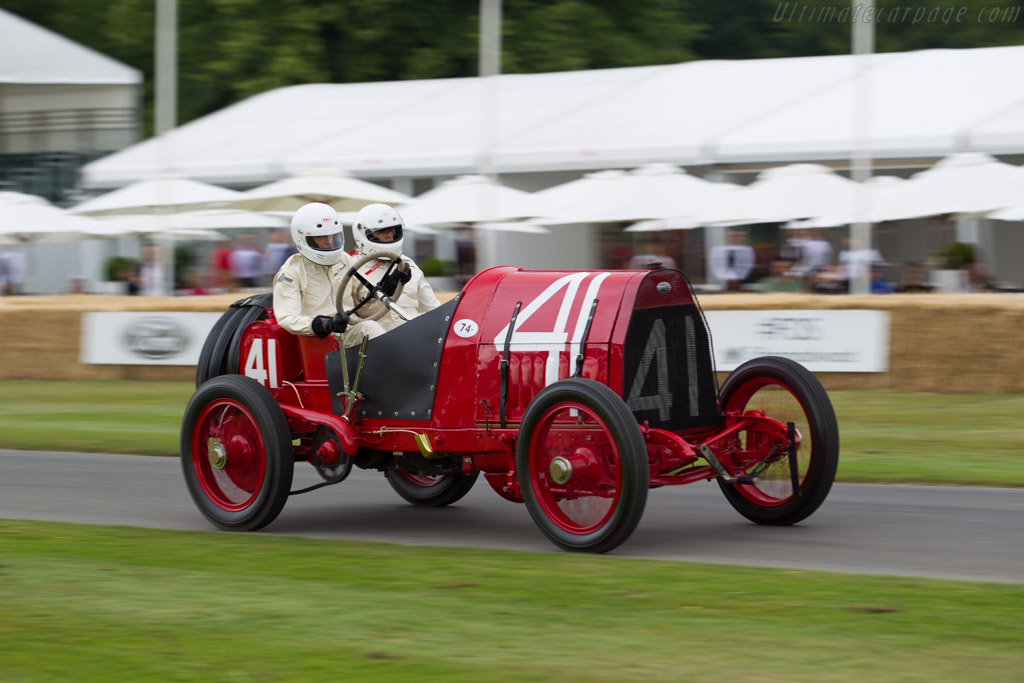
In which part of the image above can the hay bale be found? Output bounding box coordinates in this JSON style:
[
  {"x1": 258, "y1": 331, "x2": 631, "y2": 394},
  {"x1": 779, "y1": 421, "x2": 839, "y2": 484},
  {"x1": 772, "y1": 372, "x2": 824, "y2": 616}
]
[{"x1": 1, "y1": 292, "x2": 1022, "y2": 392}]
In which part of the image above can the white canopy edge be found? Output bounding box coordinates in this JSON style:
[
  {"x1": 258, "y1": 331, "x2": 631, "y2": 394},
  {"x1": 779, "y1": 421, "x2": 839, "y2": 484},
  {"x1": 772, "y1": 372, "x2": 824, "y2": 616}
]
[
  {"x1": 0, "y1": 8, "x2": 141, "y2": 85},
  {"x1": 81, "y1": 45, "x2": 1024, "y2": 189}
]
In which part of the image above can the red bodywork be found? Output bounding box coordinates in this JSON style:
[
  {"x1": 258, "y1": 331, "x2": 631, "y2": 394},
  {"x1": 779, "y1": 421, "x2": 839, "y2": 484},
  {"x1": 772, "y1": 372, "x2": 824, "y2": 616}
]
[{"x1": 234, "y1": 266, "x2": 790, "y2": 502}]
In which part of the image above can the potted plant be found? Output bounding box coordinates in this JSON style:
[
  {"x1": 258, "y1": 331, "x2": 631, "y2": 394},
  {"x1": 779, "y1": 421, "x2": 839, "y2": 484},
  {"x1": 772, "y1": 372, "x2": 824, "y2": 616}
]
[
  {"x1": 932, "y1": 242, "x2": 975, "y2": 292},
  {"x1": 420, "y1": 257, "x2": 458, "y2": 293}
]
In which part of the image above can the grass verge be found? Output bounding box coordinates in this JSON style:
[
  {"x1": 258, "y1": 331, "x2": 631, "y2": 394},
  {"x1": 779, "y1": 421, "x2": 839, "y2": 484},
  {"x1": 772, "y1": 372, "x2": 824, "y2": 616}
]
[
  {"x1": 830, "y1": 391, "x2": 1024, "y2": 486},
  {"x1": 1, "y1": 519, "x2": 1022, "y2": 682},
  {"x1": 0, "y1": 379, "x2": 1021, "y2": 486}
]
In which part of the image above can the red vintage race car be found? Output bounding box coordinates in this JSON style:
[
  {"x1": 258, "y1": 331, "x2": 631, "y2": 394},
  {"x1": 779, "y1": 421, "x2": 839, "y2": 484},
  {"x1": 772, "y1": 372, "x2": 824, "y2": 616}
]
[{"x1": 181, "y1": 253, "x2": 839, "y2": 553}]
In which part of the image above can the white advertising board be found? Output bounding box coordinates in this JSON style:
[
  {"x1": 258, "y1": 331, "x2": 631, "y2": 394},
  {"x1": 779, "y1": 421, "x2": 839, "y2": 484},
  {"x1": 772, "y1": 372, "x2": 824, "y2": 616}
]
[
  {"x1": 81, "y1": 312, "x2": 222, "y2": 366},
  {"x1": 703, "y1": 310, "x2": 890, "y2": 373}
]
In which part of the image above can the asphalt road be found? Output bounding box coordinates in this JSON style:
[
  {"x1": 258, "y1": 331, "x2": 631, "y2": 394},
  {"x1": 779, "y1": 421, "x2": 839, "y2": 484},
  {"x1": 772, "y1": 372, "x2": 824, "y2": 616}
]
[{"x1": 2, "y1": 449, "x2": 1022, "y2": 584}]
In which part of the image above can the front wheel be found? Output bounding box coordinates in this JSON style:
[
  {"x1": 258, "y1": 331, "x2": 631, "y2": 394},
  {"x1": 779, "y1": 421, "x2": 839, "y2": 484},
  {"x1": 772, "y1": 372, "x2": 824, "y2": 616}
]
[
  {"x1": 716, "y1": 356, "x2": 838, "y2": 526},
  {"x1": 517, "y1": 378, "x2": 649, "y2": 553},
  {"x1": 181, "y1": 375, "x2": 294, "y2": 531},
  {"x1": 385, "y1": 469, "x2": 480, "y2": 507}
]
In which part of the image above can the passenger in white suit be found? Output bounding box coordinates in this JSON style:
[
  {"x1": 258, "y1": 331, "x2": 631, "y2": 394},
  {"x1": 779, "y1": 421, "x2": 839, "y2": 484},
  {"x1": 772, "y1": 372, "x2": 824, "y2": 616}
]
[{"x1": 342, "y1": 203, "x2": 440, "y2": 332}]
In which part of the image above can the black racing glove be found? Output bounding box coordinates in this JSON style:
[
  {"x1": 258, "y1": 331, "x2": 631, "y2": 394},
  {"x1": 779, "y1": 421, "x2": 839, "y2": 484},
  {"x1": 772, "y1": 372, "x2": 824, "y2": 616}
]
[
  {"x1": 312, "y1": 313, "x2": 350, "y2": 338},
  {"x1": 380, "y1": 264, "x2": 412, "y2": 298},
  {"x1": 311, "y1": 315, "x2": 333, "y2": 339},
  {"x1": 330, "y1": 312, "x2": 349, "y2": 335}
]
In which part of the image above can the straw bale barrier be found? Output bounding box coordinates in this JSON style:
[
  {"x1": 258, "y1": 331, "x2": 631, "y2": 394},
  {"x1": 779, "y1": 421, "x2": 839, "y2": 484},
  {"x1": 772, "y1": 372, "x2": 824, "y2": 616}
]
[{"x1": 1, "y1": 292, "x2": 1022, "y2": 393}]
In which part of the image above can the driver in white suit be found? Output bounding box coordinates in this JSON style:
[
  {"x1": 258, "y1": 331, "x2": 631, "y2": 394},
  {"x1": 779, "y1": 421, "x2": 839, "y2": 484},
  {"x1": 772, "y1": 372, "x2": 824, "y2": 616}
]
[{"x1": 273, "y1": 202, "x2": 386, "y2": 346}]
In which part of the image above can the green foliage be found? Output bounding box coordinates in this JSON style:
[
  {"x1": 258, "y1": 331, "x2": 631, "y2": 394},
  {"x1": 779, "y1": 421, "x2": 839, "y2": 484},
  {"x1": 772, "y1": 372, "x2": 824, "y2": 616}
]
[
  {"x1": 936, "y1": 241, "x2": 976, "y2": 269},
  {"x1": 418, "y1": 256, "x2": 450, "y2": 277},
  {"x1": 104, "y1": 255, "x2": 138, "y2": 282},
  {"x1": 173, "y1": 245, "x2": 194, "y2": 285},
  {"x1": 690, "y1": 0, "x2": 1024, "y2": 60}
]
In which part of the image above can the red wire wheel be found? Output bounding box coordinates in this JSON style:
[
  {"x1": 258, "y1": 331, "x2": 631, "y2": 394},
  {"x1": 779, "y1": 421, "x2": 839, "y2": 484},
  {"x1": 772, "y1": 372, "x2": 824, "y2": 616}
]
[
  {"x1": 717, "y1": 356, "x2": 839, "y2": 526},
  {"x1": 191, "y1": 398, "x2": 265, "y2": 511},
  {"x1": 517, "y1": 378, "x2": 648, "y2": 553},
  {"x1": 181, "y1": 375, "x2": 293, "y2": 531}
]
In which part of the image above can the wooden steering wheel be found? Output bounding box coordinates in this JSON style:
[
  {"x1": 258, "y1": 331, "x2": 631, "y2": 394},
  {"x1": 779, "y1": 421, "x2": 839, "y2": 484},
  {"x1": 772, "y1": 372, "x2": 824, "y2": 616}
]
[{"x1": 336, "y1": 251, "x2": 409, "y2": 322}]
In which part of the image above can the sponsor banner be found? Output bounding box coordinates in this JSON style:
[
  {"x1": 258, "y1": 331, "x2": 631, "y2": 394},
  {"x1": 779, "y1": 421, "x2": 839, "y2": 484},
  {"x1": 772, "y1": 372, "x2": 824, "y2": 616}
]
[
  {"x1": 704, "y1": 309, "x2": 890, "y2": 373},
  {"x1": 81, "y1": 312, "x2": 221, "y2": 366}
]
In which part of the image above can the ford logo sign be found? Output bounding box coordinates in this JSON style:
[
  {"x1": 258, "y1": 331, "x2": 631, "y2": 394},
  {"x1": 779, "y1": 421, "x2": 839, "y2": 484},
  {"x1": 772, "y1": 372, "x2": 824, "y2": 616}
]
[{"x1": 122, "y1": 317, "x2": 189, "y2": 359}]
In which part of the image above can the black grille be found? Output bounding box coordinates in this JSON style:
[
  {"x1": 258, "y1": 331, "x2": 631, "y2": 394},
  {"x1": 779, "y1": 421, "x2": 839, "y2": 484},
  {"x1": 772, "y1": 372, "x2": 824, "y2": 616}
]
[{"x1": 622, "y1": 303, "x2": 720, "y2": 432}]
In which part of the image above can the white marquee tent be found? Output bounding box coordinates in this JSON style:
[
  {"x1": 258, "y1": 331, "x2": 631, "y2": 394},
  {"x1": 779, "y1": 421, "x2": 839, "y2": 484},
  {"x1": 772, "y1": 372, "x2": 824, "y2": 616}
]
[
  {"x1": 80, "y1": 45, "x2": 1024, "y2": 189},
  {"x1": 0, "y1": 8, "x2": 141, "y2": 155}
]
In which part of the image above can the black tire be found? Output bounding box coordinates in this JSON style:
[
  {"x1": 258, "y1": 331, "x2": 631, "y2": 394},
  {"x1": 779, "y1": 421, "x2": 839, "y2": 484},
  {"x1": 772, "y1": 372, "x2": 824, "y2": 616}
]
[
  {"x1": 226, "y1": 304, "x2": 269, "y2": 378},
  {"x1": 385, "y1": 469, "x2": 480, "y2": 507},
  {"x1": 181, "y1": 374, "x2": 294, "y2": 531},
  {"x1": 195, "y1": 305, "x2": 246, "y2": 387},
  {"x1": 516, "y1": 378, "x2": 649, "y2": 553},
  {"x1": 716, "y1": 356, "x2": 839, "y2": 526}
]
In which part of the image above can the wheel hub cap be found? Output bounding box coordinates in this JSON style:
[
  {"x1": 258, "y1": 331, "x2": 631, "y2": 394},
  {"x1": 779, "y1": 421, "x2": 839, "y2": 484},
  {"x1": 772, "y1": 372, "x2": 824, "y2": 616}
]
[
  {"x1": 550, "y1": 456, "x2": 572, "y2": 485},
  {"x1": 208, "y1": 439, "x2": 227, "y2": 470}
]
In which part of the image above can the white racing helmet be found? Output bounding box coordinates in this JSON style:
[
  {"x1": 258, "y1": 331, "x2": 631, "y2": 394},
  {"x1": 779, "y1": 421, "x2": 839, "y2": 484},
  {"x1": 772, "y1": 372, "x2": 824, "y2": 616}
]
[
  {"x1": 352, "y1": 203, "x2": 404, "y2": 261},
  {"x1": 291, "y1": 202, "x2": 344, "y2": 266}
]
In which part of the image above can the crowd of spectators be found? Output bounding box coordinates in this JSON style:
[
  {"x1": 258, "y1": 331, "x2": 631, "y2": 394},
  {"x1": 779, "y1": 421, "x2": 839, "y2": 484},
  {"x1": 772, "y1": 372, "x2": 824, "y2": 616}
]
[
  {"x1": 619, "y1": 228, "x2": 994, "y2": 295},
  {"x1": 198, "y1": 230, "x2": 296, "y2": 295},
  {"x1": 2, "y1": 224, "x2": 1008, "y2": 297},
  {"x1": 100, "y1": 230, "x2": 299, "y2": 297}
]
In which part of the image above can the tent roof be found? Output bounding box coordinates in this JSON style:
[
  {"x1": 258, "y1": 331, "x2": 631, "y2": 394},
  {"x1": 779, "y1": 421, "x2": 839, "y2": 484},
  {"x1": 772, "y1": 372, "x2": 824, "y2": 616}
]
[
  {"x1": 0, "y1": 8, "x2": 140, "y2": 85},
  {"x1": 81, "y1": 45, "x2": 1024, "y2": 188}
]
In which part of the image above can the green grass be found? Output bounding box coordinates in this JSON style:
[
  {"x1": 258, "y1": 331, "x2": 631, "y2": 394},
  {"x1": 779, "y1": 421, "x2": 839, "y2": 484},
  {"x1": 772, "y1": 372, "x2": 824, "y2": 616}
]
[
  {"x1": 0, "y1": 379, "x2": 1021, "y2": 486},
  {"x1": 830, "y1": 391, "x2": 1024, "y2": 486},
  {"x1": 0, "y1": 379, "x2": 195, "y2": 456},
  {"x1": 1, "y1": 519, "x2": 1022, "y2": 682}
]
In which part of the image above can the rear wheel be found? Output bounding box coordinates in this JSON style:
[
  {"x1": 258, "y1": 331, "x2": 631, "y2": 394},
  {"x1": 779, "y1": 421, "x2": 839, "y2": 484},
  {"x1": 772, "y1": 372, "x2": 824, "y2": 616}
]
[
  {"x1": 517, "y1": 378, "x2": 648, "y2": 553},
  {"x1": 386, "y1": 469, "x2": 480, "y2": 507},
  {"x1": 181, "y1": 375, "x2": 293, "y2": 530},
  {"x1": 196, "y1": 306, "x2": 246, "y2": 387},
  {"x1": 717, "y1": 356, "x2": 838, "y2": 526}
]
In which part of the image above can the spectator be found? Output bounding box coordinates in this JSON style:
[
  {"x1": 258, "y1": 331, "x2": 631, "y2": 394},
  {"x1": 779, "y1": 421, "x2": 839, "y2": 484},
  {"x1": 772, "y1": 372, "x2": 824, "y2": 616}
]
[
  {"x1": 870, "y1": 264, "x2": 896, "y2": 294},
  {"x1": 207, "y1": 238, "x2": 234, "y2": 290},
  {"x1": 898, "y1": 261, "x2": 934, "y2": 293},
  {"x1": 66, "y1": 277, "x2": 88, "y2": 294},
  {"x1": 114, "y1": 261, "x2": 141, "y2": 295},
  {"x1": 138, "y1": 244, "x2": 169, "y2": 297},
  {"x1": 628, "y1": 239, "x2": 678, "y2": 270},
  {"x1": 759, "y1": 259, "x2": 808, "y2": 293},
  {"x1": 809, "y1": 265, "x2": 847, "y2": 294},
  {"x1": 966, "y1": 261, "x2": 996, "y2": 292},
  {"x1": 708, "y1": 229, "x2": 755, "y2": 291},
  {"x1": 0, "y1": 248, "x2": 27, "y2": 295},
  {"x1": 606, "y1": 241, "x2": 632, "y2": 269},
  {"x1": 790, "y1": 228, "x2": 833, "y2": 277},
  {"x1": 229, "y1": 233, "x2": 264, "y2": 289},
  {"x1": 453, "y1": 226, "x2": 477, "y2": 289},
  {"x1": 263, "y1": 229, "x2": 295, "y2": 284},
  {"x1": 180, "y1": 271, "x2": 211, "y2": 296},
  {"x1": 838, "y1": 237, "x2": 885, "y2": 285}
]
